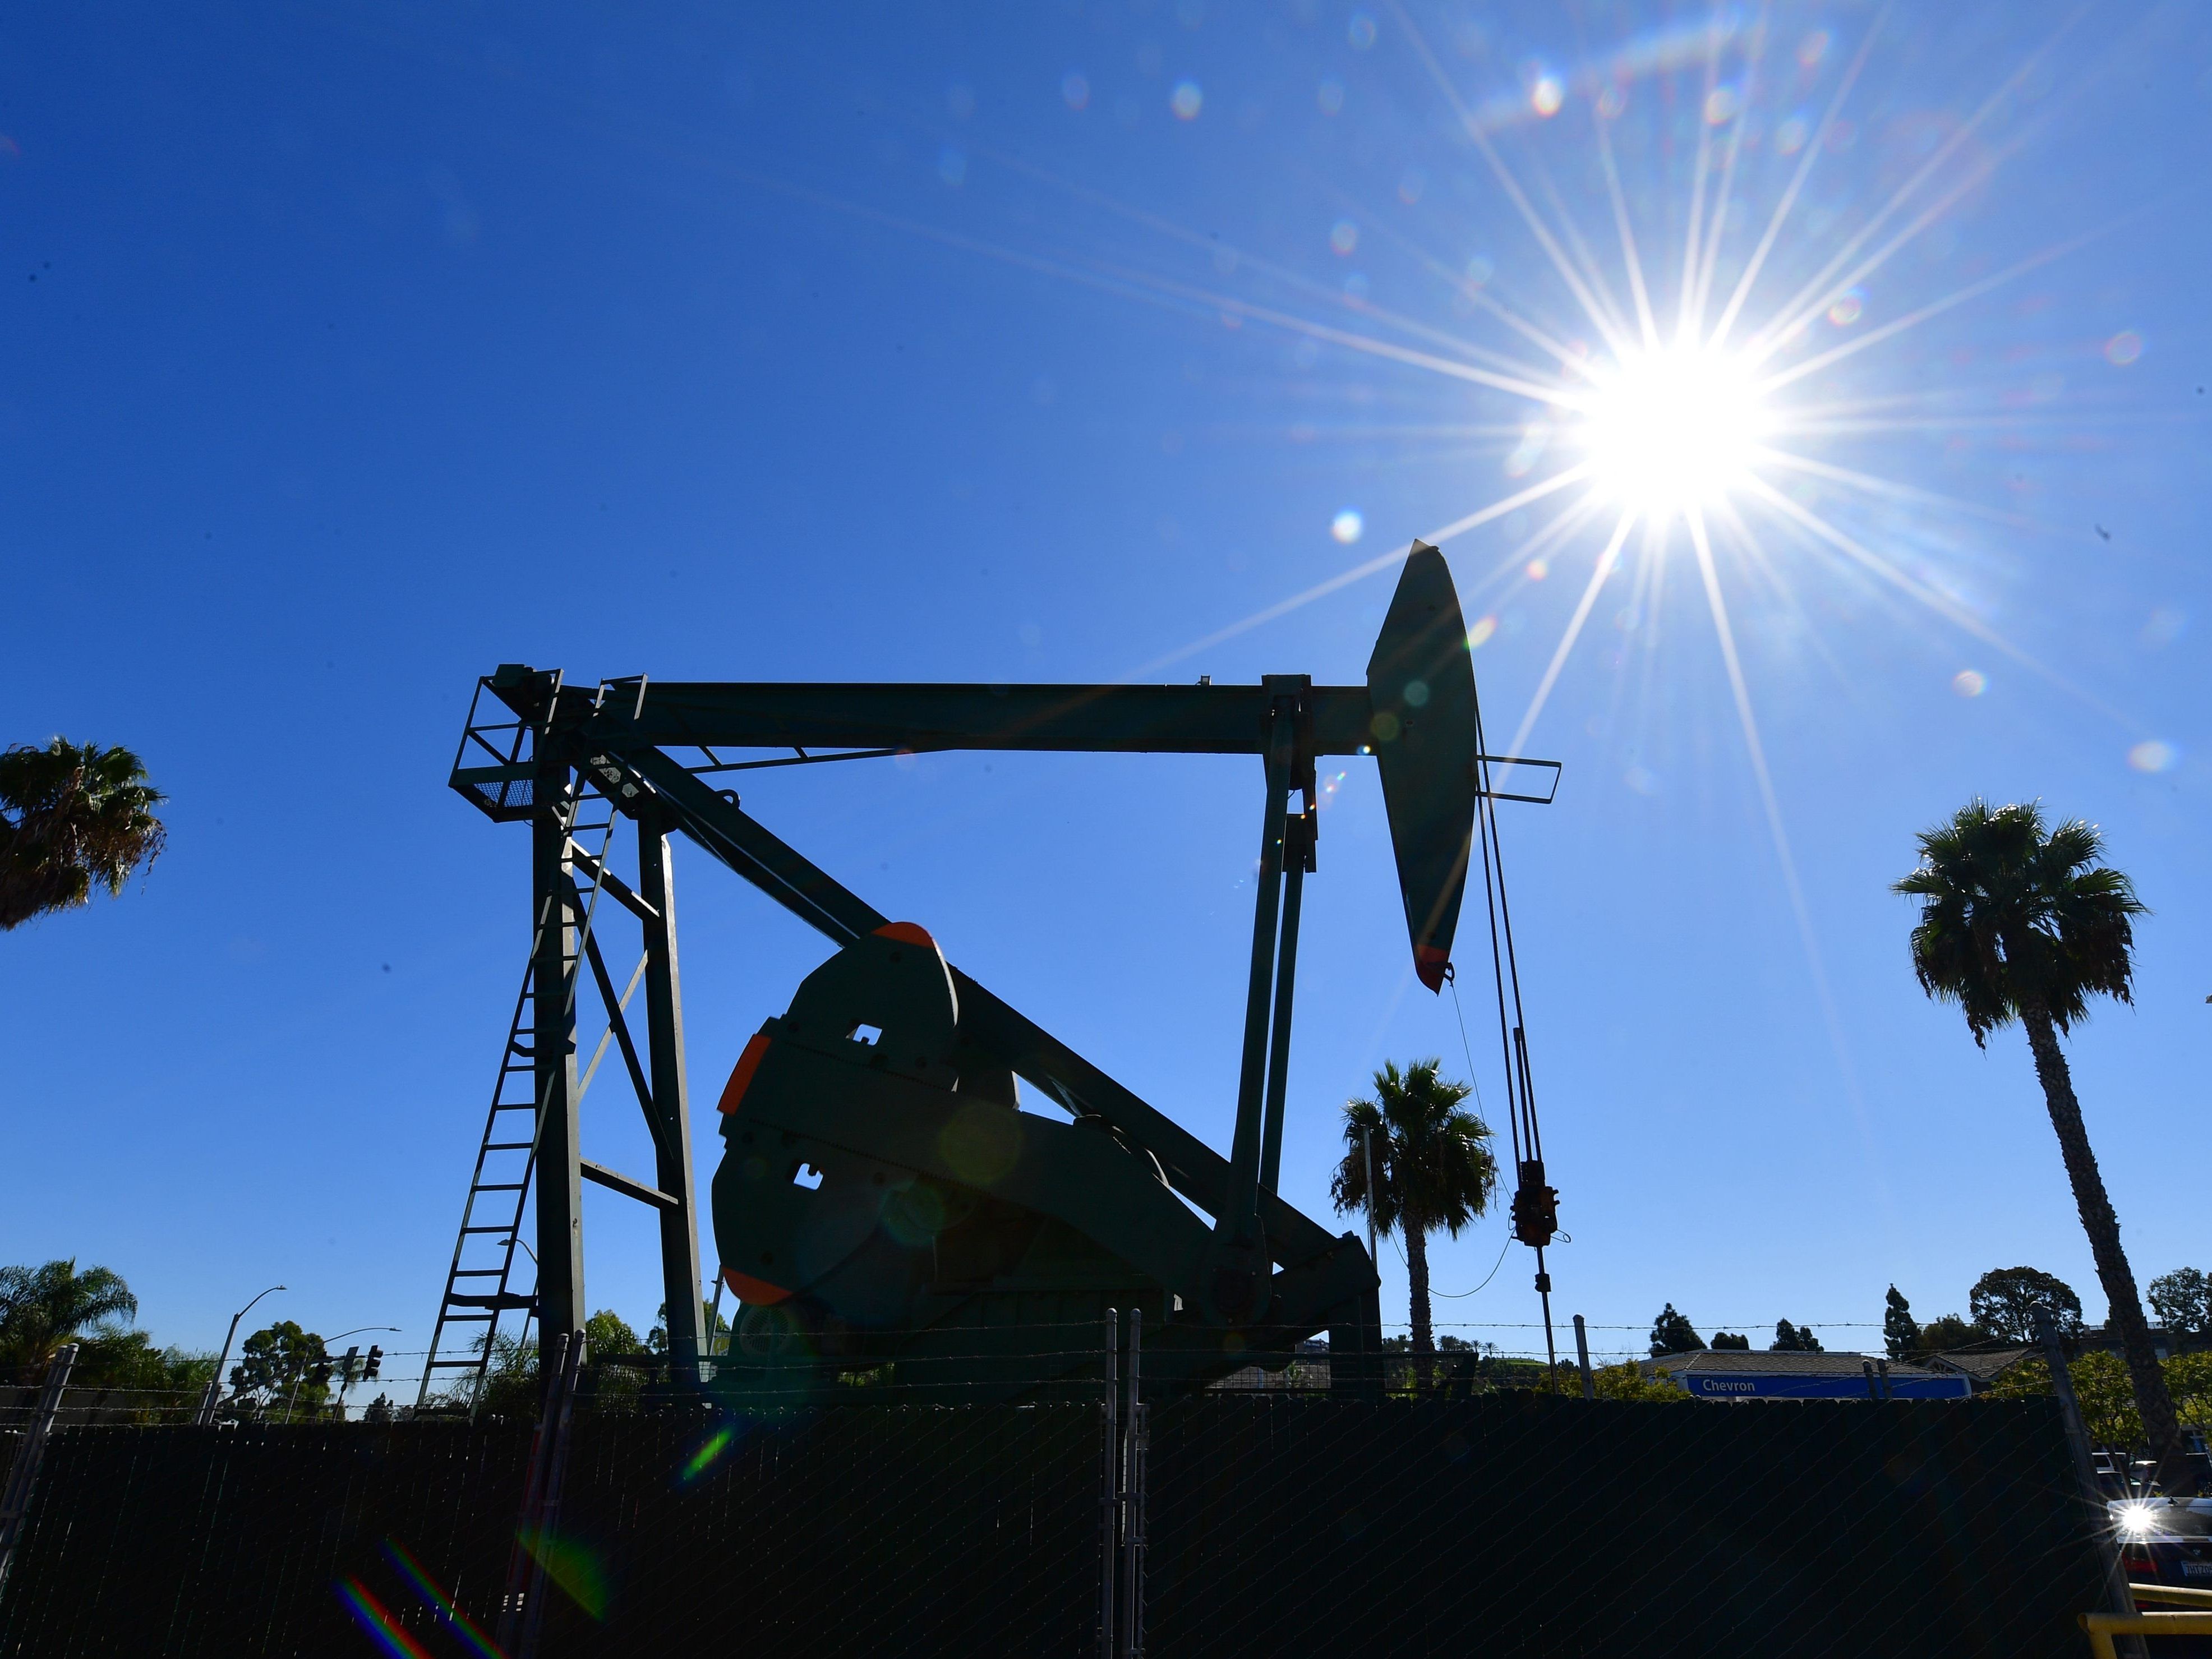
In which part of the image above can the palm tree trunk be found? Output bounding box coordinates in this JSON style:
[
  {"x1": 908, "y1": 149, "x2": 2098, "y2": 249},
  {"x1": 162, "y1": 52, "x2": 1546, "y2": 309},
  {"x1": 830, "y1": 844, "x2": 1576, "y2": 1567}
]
[
  {"x1": 1405, "y1": 1205, "x2": 1435, "y2": 1393},
  {"x1": 2020, "y1": 1002, "x2": 2193, "y2": 1492}
]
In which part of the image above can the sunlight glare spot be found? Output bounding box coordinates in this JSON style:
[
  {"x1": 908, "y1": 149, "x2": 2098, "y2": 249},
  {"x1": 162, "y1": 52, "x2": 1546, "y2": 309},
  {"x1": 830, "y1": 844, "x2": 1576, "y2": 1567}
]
[
  {"x1": 1827, "y1": 288, "x2": 1865, "y2": 326},
  {"x1": 1524, "y1": 557, "x2": 1549, "y2": 581},
  {"x1": 1170, "y1": 81, "x2": 1203, "y2": 120},
  {"x1": 2104, "y1": 330, "x2": 2143, "y2": 366},
  {"x1": 1530, "y1": 74, "x2": 1563, "y2": 117},
  {"x1": 1329, "y1": 219, "x2": 1358, "y2": 255},
  {"x1": 1468, "y1": 614, "x2": 1497, "y2": 648},
  {"x1": 1952, "y1": 670, "x2": 1986, "y2": 697},
  {"x1": 1578, "y1": 344, "x2": 1768, "y2": 518},
  {"x1": 1331, "y1": 508, "x2": 1364, "y2": 544}
]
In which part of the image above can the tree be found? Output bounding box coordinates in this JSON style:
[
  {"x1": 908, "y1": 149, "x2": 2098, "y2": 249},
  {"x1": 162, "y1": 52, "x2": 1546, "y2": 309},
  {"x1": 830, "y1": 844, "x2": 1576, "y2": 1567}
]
[
  {"x1": 1969, "y1": 1266, "x2": 2082, "y2": 1343},
  {"x1": 2148, "y1": 1269, "x2": 2211, "y2": 1337},
  {"x1": 1895, "y1": 799, "x2": 2192, "y2": 1491},
  {"x1": 1995, "y1": 1351, "x2": 2212, "y2": 1451},
  {"x1": 0, "y1": 740, "x2": 167, "y2": 930},
  {"x1": 1770, "y1": 1320, "x2": 1824, "y2": 1353},
  {"x1": 1711, "y1": 1331, "x2": 1750, "y2": 1351},
  {"x1": 647, "y1": 1298, "x2": 731, "y2": 1356},
  {"x1": 1592, "y1": 1361, "x2": 1695, "y2": 1403},
  {"x1": 585, "y1": 1308, "x2": 642, "y2": 1353},
  {"x1": 1914, "y1": 1312, "x2": 1997, "y2": 1354},
  {"x1": 1884, "y1": 1286, "x2": 1920, "y2": 1361},
  {"x1": 1649, "y1": 1305, "x2": 1705, "y2": 1356},
  {"x1": 0, "y1": 1259, "x2": 139, "y2": 1379},
  {"x1": 1330, "y1": 1059, "x2": 1497, "y2": 1389},
  {"x1": 468, "y1": 1331, "x2": 540, "y2": 1420},
  {"x1": 229, "y1": 1321, "x2": 331, "y2": 1421}
]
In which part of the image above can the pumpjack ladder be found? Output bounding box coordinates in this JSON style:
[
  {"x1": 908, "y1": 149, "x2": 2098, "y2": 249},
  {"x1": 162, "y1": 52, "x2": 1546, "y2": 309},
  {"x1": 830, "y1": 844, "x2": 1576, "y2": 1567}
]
[{"x1": 417, "y1": 684, "x2": 638, "y2": 1410}]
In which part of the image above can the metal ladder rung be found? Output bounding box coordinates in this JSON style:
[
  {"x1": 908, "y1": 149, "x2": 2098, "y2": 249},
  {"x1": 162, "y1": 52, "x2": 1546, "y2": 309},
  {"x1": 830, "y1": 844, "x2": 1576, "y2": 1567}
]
[
  {"x1": 459, "y1": 1225, "x2": 515, "y2": 1234},
  {"x1": 436, "y1": 1312, "x2": 495, "y2": 1324},
  {"x1": 473, "y1": 1182, "x2": 527, "y2": 1192},
  {"x1": 485, "y1": 1141, "x2": 532, "y2": 1151}
]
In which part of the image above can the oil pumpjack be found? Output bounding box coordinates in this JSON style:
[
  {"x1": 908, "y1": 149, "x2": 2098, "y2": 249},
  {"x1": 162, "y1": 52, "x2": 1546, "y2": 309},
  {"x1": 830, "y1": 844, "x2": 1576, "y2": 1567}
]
[{"x1": 421, "y1": 542, "x2": 1560, "y2": 1408}]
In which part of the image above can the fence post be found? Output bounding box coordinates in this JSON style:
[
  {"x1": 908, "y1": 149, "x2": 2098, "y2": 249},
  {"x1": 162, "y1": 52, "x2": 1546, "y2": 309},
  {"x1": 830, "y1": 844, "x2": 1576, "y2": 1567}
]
[
  {"x1": 1118, "y1": 1310, "x2": 1146, "y2": 1659},
  {"x1": 0, "y1": 1342, "x2": 78, "y2": 1596},
  {"x1": 1098, "y1": 1311, "x2": 1120, "y2": 1659},
  {"x1": 1572, "y1": 1315, "x2": 1595, "y2": 1399},
  {"x1": 496, "y1": 1331, "x2": 570, "y2": 1654},
  {"x1": 2037, "y1": 1311, "x2": 2143, "y2": 1659},
  {"x1": 517, "y1": 1333, "x2": 586, "y2": 1659}
]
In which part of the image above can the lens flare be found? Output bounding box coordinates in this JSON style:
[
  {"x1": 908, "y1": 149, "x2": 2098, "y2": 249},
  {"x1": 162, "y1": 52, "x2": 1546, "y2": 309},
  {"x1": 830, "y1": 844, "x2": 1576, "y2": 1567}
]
[
  {"x1": 2127, "y1": 739, "x2": 2176, "y2": 773},
  {"x1": 1577, "y1": 344, "x2": 1767, "y2": 517},
  {"x1": 519, "y1": 1528, "x2": 610, "y2": 1621},
  {"x1": 382, "y1": 1541, "x2": 501, "y2": 1659},
  {"x1": 335, "y1": 1579, "x2": 435, "y2": 1659},
  {"x1": 680, "y1": 1422, "x2": 738, "y2": 1485}
]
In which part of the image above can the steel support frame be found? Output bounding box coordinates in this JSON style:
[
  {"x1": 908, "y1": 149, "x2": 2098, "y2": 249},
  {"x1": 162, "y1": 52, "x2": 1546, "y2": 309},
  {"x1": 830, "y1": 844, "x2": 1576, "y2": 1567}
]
[
  {"x1": 1212, "y1": 676, "x2": 1316, "y2": 1325},
  {"x1": 530, "y1": 761, "x2": 586, "y2": 1367},
  {"x1": 525, "y1": 749, "x2": 707, "y2": 1391},
  {"x1": 635, "y1": 806, "x2": 704, "y2": 1388}
]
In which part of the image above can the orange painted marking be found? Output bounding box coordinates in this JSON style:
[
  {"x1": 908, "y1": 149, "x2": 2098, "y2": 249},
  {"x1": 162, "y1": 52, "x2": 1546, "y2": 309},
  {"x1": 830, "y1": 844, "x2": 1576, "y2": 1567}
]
[
  {"x1": 1414, "y1": 945, "x2": 1450, "y2": 992},
  {"x1": 872, "y1": 921, "x2": 937, "y2": 948},
  {"x1": 721, "y1": 1266, "x2": 791, "y2": 1306},
  {"x1": 717, "y1": 1031, "x2": 771, "y2": 1114}
]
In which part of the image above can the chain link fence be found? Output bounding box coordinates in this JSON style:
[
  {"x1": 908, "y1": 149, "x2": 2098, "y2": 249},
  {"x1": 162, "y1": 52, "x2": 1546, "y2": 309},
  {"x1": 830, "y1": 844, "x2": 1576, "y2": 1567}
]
[{"x1": 0, "y1": 1332, "x2": 2114, "y2": 1658}]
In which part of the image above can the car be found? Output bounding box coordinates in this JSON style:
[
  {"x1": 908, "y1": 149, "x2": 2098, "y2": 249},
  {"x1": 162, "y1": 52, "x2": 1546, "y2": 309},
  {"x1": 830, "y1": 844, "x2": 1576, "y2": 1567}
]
[{"x1": 2111, "y1": 1497, "x2": 2212, "y2": 1591}]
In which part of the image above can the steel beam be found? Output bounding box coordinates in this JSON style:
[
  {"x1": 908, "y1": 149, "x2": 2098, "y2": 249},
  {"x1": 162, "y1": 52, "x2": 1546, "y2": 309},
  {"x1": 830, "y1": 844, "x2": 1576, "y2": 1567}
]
[
  {"x1": 531, "y1": 766, "x2": 586, "y2": 1370},
  {"x1": 636, "y1": 813, "x2": 704, "y2": 1388},
  {"x1": 582, "y1": 681, "x2": 1379, "y2": 757}
]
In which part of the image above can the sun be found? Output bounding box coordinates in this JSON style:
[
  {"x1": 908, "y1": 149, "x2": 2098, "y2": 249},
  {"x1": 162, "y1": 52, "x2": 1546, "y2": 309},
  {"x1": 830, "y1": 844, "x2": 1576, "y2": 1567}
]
[{"x1": 1576, "y1": 343, "x2": 1769, "y2": 519}]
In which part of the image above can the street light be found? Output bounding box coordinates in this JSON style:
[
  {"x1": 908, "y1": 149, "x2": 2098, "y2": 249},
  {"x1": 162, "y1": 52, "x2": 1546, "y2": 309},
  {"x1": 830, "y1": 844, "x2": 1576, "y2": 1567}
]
[
  {"x1": 326, "y1": 1327, "x2": 401, "y2": 1420},
  {"x1": 194, "y1": 1284, "x2": 285, "y2": 1426}
]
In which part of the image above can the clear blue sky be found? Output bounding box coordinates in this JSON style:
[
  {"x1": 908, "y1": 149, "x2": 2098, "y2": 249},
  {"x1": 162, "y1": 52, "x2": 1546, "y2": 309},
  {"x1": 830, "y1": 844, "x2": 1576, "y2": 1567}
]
[{"x1": 4, "y1": 1, "x2": 2206, "y2": 1373}]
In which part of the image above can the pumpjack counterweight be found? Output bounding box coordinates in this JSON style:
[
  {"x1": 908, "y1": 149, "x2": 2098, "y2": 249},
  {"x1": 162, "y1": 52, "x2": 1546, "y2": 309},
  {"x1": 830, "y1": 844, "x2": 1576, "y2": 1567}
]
[{"x1": 431, "y1": 543, "x2": 1557, "y2": 1403}]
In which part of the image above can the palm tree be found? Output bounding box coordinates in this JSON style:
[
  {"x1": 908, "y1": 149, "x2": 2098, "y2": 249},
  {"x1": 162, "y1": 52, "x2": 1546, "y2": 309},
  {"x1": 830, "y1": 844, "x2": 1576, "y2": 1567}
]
[
  {"x1": 0, "y1": 1259, "x2": 140, "y2": 1380},
  {"x1": 0, "y1": 739, "x2": 167, "y2": 930},
  {"x1": 1330, "y1": 1059, "x2": 1497, "y2": 1389},
  {"x1": 1894, "y1": 799, "x2": 2192, "y2": 1491}
]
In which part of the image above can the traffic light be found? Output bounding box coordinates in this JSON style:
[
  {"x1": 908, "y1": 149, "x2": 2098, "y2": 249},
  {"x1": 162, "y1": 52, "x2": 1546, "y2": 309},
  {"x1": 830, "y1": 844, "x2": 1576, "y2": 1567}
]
[
  {"x1": 338, "y1": 1346, "x2": 362, "y2": 1390},
  {"x1": 363, "y1": 1344, "x2": 383, "y2": 1382}
]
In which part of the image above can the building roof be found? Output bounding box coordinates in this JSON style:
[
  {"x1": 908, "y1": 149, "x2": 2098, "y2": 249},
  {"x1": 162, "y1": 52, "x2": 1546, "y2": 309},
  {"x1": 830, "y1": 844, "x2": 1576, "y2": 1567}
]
[
  {"x1": 1924, "y1": 1345, "x2": 2035, "y2": 1381},
  {"x1": 1642, "y1": 1350, "x2": 1949, "y2": 1380}
]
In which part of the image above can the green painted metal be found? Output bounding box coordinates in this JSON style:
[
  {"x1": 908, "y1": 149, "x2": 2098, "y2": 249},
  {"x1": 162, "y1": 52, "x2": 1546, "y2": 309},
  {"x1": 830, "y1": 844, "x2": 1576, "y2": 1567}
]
[{"x1": 453, "y1": 545, "x2": 1520, "y2": 1402}]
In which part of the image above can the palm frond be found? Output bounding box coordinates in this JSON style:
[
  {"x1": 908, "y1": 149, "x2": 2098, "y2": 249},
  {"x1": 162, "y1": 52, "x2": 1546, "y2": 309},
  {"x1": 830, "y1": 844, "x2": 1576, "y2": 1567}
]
[
  {"x1": 1893, "y1": 797, "x2": 2141, "y2": 1043},
  {"x1": 0, "y1": 739, "x2": 167, "y2": 929}
]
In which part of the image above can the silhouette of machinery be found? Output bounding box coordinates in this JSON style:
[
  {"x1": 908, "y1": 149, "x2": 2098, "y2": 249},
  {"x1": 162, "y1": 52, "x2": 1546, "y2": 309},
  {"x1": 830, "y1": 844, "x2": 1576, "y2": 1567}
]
[{"x1": 423, "y1": 543, "x2": 1559, "y2": 1405}]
